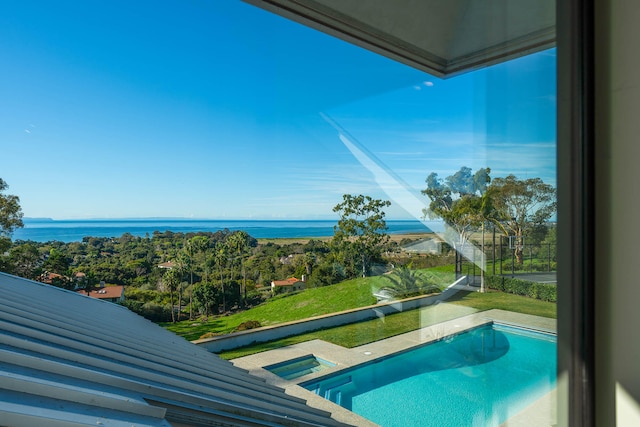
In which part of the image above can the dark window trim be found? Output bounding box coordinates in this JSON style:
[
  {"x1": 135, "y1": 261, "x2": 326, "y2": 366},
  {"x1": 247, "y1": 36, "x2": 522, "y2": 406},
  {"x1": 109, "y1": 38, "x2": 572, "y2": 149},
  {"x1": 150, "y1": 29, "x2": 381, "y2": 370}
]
[{"x1": 557, "y1": 0, "x2": 595, "y2": 426}]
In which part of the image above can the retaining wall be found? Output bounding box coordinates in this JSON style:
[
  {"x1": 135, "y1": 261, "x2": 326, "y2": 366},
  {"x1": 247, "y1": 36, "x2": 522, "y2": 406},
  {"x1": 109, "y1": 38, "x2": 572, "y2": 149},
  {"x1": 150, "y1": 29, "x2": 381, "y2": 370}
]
[{"x1": 195, "y1": 276, "x2": 468, "y2": 353}]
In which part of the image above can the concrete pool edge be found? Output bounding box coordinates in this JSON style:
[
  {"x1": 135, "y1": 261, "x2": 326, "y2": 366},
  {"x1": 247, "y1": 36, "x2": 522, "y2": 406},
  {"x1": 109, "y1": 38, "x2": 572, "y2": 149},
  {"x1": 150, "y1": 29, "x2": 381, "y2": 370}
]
[{"x1": 231, "y1": 309, "x2": 557, "y2": 426}]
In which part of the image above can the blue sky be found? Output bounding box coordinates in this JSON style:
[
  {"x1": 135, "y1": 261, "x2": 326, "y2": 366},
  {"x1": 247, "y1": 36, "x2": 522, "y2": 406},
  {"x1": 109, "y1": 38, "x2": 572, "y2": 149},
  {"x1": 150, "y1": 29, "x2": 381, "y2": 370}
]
[{"x1": 1, "y1": 1, "x2": 556, "y2": 220}]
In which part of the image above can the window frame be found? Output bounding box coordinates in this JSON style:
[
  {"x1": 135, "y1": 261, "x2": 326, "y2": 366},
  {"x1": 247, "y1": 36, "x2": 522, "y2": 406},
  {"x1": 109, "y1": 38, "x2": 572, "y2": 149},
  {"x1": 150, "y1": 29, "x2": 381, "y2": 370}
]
[{"x1": 556, "y1": 0, "x2": 595, "y2": 426}]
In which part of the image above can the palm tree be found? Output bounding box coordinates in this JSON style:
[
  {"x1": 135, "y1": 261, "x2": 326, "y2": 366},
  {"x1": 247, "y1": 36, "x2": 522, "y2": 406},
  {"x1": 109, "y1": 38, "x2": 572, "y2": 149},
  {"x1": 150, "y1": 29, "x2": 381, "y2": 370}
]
[
  {"x1": 175, "y1": 250, "x2": 190, "y2": 320},
  {"x1": 191, "y1": 235, "x2": 210, "y2": 281},
  {"x1": 227, "y1": 231, "x2": 250, "y2": 307},
  {"x1": 303, "y1": 252, "x2": 315, "y2": 276},
  {"x1": 183, "y1": 236, "x2": 209, "y2": 320},
  {"x1": 163, "y1": 268, "x2": 180, "y2": 323},
  {"x1": 213, "y1": 241, "x2": 229, "y2": 313},
  {"x1": 380, "y1": 266, "x2": 441, "y2": 299}
]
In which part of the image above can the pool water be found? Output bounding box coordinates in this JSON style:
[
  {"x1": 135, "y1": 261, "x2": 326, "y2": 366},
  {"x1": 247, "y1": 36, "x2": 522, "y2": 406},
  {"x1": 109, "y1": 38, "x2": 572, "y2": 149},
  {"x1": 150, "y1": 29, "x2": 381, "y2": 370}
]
[
  {"x1": 265, "y1": 355, "x2": 336, "y2": 380},
  {"x1": 302, "y1": 324, "x2": 556, "y2": 427}
]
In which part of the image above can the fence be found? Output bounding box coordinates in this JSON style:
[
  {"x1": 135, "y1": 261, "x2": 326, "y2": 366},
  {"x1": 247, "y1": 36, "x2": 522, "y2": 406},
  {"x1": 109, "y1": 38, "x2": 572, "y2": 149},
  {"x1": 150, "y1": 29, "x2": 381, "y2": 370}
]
[{"x1": 457, "y1": 240, "x2": 556, "y2": 277}]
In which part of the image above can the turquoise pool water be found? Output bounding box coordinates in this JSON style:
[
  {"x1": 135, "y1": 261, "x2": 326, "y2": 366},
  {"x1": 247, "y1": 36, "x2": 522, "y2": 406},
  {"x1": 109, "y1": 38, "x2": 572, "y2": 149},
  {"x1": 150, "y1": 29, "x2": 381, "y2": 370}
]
[{"x1": 302, "y1": 324, "x2": 556, "y2": 427}]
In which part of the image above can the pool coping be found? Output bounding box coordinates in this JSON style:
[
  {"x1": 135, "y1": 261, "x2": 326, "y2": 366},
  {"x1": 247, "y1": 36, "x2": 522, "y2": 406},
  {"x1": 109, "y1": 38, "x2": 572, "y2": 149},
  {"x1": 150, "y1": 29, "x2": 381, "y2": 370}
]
[{"x1": 231, "y1": 309, "x2": 557, "y2": 427}]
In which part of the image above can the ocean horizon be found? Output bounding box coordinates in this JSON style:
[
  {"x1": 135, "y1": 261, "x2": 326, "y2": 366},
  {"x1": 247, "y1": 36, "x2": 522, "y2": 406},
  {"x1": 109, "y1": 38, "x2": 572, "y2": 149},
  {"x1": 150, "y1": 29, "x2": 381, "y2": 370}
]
[{"x1": 13, "y1": 218, "x2": 442, "y2": 243}]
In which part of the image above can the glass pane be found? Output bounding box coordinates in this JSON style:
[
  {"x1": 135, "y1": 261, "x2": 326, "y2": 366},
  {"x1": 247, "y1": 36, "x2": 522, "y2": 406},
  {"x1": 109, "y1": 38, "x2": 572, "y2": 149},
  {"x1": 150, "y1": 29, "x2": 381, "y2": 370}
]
[{"x1": 0, "y1": 1, "x2": 557, "y2": 426}]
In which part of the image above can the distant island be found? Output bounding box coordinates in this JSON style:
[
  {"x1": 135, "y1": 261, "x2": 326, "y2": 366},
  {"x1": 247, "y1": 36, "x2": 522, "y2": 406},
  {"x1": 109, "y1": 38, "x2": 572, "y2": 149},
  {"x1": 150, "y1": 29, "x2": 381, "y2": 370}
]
[{"x1": 23, "y1": 217, "x2": 55, "y2": 222}]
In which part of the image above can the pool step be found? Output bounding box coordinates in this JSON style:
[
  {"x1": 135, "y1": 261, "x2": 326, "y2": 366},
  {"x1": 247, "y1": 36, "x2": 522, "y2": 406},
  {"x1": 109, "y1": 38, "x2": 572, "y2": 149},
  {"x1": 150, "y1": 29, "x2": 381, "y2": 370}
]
[{"x1": 266, "y1": 355, "x2": 335, "y2": 380}]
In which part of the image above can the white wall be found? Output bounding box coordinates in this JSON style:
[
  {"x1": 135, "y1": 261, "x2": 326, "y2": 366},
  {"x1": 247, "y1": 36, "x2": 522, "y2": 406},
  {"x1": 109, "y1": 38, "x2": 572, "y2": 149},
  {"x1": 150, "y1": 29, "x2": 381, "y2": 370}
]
[{"x1": 595, "y1": 0, "x2": 640, "y2": 425}]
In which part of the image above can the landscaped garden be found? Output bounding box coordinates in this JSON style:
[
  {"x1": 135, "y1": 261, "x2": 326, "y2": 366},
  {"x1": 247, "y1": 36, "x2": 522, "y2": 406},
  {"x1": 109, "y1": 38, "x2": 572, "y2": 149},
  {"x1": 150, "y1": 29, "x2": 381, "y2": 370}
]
[
  {"x1": 159, "y1": 261, "x2": 556, "y2": 361},
  {"x1": 216, "y1": 289, "x2": 556, "y2": 360}
]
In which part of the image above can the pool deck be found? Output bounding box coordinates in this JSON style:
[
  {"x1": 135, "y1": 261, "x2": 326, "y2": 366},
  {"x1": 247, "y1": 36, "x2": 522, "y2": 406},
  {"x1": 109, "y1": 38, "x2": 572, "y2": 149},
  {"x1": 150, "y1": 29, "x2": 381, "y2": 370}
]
[{"x1": 231, "y1": 308, "x2": 557, "y2": 427}]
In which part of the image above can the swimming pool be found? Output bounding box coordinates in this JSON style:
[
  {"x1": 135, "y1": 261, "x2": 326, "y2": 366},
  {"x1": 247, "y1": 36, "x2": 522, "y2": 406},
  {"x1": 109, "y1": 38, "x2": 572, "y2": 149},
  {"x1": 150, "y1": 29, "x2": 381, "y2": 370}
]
[
  {"x1": 265, "y1": 355, "x2": 336, "y2": 380},
  {"x1": 302, "y1": 323, "x2": 556, "y2": 427}
]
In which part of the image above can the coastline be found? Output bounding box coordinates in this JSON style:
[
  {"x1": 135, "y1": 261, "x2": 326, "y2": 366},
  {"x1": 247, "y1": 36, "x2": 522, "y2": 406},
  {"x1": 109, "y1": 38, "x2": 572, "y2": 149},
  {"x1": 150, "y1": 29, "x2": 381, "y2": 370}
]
[
  {"x1": 13, "y1": 219, "x2": 441, "y2": 243},
  {"x1": 256, "y1": 232, "x2": 436, "y2": 245}
]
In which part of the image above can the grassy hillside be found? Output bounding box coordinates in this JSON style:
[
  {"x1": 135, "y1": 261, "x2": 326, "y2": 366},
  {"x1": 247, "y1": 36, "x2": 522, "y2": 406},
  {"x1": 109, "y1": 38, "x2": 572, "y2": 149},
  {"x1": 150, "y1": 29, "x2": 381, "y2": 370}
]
[
  {"x1": 162, "y1": 275, "x2": 391, "y2": 341},
  {"x1": 162, "y1": 264, "x2": 558, "y2": 344}
]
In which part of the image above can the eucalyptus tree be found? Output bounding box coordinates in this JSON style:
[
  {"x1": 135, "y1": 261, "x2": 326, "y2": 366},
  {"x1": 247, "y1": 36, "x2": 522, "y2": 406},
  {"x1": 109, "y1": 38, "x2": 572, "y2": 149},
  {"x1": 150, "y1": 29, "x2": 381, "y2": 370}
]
[
  {"x1": 421, "y1": 167, "x2": 491, "y2": 274},
  {"x1": 0, "y1": 178, "x2": 23, "y2": 267},
  {"x1": 0, "y1": 178, "x2": 23, "y2": 236},
  {"x1": 489, "y1": 175, "x2": 557, "y2": 264},
  {"x1": 332, "y1": 194, "x2": 391, "y2": 278}
]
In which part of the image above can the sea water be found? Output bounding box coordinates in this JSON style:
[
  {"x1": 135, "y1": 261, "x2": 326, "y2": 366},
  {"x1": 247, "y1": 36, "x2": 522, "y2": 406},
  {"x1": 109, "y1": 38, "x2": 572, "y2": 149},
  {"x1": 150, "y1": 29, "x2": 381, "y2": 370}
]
[{"x1": 13, "y1": 219, "x2": 442, "y2": 243}]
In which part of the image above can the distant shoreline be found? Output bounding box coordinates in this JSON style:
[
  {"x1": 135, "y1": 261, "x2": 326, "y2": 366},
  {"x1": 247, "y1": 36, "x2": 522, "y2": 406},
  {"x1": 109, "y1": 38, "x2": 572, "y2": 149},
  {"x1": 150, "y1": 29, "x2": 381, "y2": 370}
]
[
  {"x1": 256, "y1": 231, "x2": 435, "y2": 245},
  {"x1": 13, "y1": 219, "x2": 443, "y2": 243}
]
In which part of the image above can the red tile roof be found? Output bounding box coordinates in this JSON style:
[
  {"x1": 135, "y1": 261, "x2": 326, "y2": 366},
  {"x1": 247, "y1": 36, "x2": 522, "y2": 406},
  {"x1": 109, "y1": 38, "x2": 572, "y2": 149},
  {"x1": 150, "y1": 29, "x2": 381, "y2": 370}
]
[
  {"x1": 271, "y1": 277, "x2": 302, "y2": 287},
  {"x1": 77, "y1": 286, "x2": 124, "y2": 300},
  {"x1": 39, "y1": 272, "x2": 66, "y2": 284},
  {"x1": 158, "y1": 261, "x2": 176, "y2": 269}
]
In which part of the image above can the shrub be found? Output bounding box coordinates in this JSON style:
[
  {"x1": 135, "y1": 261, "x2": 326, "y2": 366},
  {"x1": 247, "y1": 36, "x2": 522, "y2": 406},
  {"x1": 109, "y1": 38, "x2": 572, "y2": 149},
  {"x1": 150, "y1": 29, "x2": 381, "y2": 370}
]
[
  {"x1": 199, "y1": 332, "x2": 221, "y2": 340},
  {"x1": 485, "y1": 276, "x2": 556, "y2": 303},
  {"x1": 536, "y1": 284, "x2": 557, "y2": 302},
  {"x1": 235, "y1": 320, "x2": 262, "y2": 331},
  {"x1": 122, "y1": 300, "x2": 172, "y2": 322}
]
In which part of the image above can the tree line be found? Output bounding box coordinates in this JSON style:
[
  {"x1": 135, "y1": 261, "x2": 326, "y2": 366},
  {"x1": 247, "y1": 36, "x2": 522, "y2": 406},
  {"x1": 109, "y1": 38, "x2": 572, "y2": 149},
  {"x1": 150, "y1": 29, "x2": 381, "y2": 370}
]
[
  {"x1": 0, "y1": 167, "x2": 556, "y2": 322},
  {"x1": 422, "y1": 166, "x2": 556, "y2": 271}
]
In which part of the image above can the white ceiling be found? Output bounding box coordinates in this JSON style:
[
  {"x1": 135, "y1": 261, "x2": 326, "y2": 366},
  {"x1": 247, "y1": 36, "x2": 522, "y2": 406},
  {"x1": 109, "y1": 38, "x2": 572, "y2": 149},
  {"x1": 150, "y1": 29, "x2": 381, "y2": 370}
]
[{"x1": 244, "y1": 0, "x2": 556, "y2": 77}]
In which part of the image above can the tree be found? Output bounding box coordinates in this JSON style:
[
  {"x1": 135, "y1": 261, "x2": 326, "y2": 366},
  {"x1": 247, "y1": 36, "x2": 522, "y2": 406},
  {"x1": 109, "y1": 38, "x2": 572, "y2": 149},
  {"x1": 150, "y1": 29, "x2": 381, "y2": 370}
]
[
  {"x1": 227, "y1": 231, "x2": 252, "y2": 306},
  {"x1": 8, "y1": 243, "x2": 41, "y2": 279},
  {"x1": 192, "y1": 281, "x2": 219, "y2": 316},
  {"x1": 44, "y1": 248, "x2": 71, "y2": 276},
  {"x1": 0, "y1": 178, "x2": 23, "y2": 235},
  {"x1": 421, "y1": 167, "x2": 491, "y2": 274},
  {"x1": 303, "y1": 252, "x2": 315, "y2": 276},
  {"x1": 190, "y1": 235, "x2": 210, "y2": 281},
  {"x1": 188, "y1": 235, "x2": 210, "y2": 320},
  {"x1": 0, "y1": 178, "x2": 24, "y2": 258},
  {"x1": 163, "y1": 268, "x2": 180, "y2": 323},
  {"x1": 79, "y1": 271, "x2": 99, "y2": 296},
  {"x1": 490, "y1": 175, "x2": 557, "y2": 264},
  {"x1": 213, "y1": 241, "x2": 230, "y2": 313},
  {"x1": 380, "y1": 265, "x2": 441, "y2": 299},
  {"x1": 180, "y1": 236, "x2": 208, "y2": 320},
  {"x1": 332, "y1": 194, "x2": 391, "y2": 278}
]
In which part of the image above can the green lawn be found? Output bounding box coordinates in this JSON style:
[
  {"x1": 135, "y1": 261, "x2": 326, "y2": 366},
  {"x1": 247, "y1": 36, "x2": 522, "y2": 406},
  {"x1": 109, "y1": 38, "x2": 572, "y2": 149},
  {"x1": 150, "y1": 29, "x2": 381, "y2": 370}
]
[
  {"x1": 162, "y1": 276, "x2": 388, "y2": 341},
  {"x1": 161, "y1": 266, "x2": 555, "y2": 357},
  {"x1": 217, "y1": 290, "x2": 556, "y2": 360},
  {"x1": 162, "y1": 269, "x2": 457, "y2": 341},
  {"x1": 448, "y1": 288, "x2": 557, "y2": 317}
]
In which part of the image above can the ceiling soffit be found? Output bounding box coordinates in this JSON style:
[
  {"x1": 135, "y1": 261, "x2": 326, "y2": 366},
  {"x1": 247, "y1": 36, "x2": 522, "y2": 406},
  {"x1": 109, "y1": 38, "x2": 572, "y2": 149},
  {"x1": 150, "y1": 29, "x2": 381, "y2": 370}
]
[{"x1": 244, "y1": 0, "x2": 556, "y2": 77}]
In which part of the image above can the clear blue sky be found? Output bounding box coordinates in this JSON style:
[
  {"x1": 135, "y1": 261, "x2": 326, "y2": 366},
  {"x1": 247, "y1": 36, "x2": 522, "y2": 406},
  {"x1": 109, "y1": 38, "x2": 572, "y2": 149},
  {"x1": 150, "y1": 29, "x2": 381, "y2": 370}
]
[{"x1": 1, "y1": 1, "x2": 556, "y2": 220}]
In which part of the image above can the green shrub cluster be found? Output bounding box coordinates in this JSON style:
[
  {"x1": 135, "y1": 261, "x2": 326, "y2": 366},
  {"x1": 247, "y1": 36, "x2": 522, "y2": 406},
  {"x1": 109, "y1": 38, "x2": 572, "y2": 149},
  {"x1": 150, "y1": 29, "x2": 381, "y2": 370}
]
[
  {"x1": 485, "y1": 276, "x2": 556, "y2": 302},
  {"x1": 235, "y1": 320, "x2": 262, "y2": 331},
  {"x1": 198, "y1": 331, "x2": 221, "y2": 340},
  {"x1": 121, "y1": 300, "x2": 173, "y2": 322}
]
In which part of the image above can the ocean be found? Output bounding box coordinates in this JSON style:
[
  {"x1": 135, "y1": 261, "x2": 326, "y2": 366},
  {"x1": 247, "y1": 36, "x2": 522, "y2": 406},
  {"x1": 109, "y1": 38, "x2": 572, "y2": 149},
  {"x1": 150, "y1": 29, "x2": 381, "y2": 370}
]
[{"x1": 13, "y1": 219, "x2": 441, "y2": 243}]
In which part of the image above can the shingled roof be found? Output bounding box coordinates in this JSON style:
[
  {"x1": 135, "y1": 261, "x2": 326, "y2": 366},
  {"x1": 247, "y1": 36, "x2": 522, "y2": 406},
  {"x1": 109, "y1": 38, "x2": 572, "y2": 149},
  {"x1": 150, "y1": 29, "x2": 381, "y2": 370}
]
[{"x1": 0, "y1": 272, "x2": 351, "y2": 426}]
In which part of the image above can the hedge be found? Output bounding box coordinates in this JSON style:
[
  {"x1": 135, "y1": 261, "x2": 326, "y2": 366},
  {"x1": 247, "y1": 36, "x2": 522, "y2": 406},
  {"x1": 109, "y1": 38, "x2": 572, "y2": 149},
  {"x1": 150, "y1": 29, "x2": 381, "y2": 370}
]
[{"x1": 485, "y1": 275, "x2": 557, "y2": 302}]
